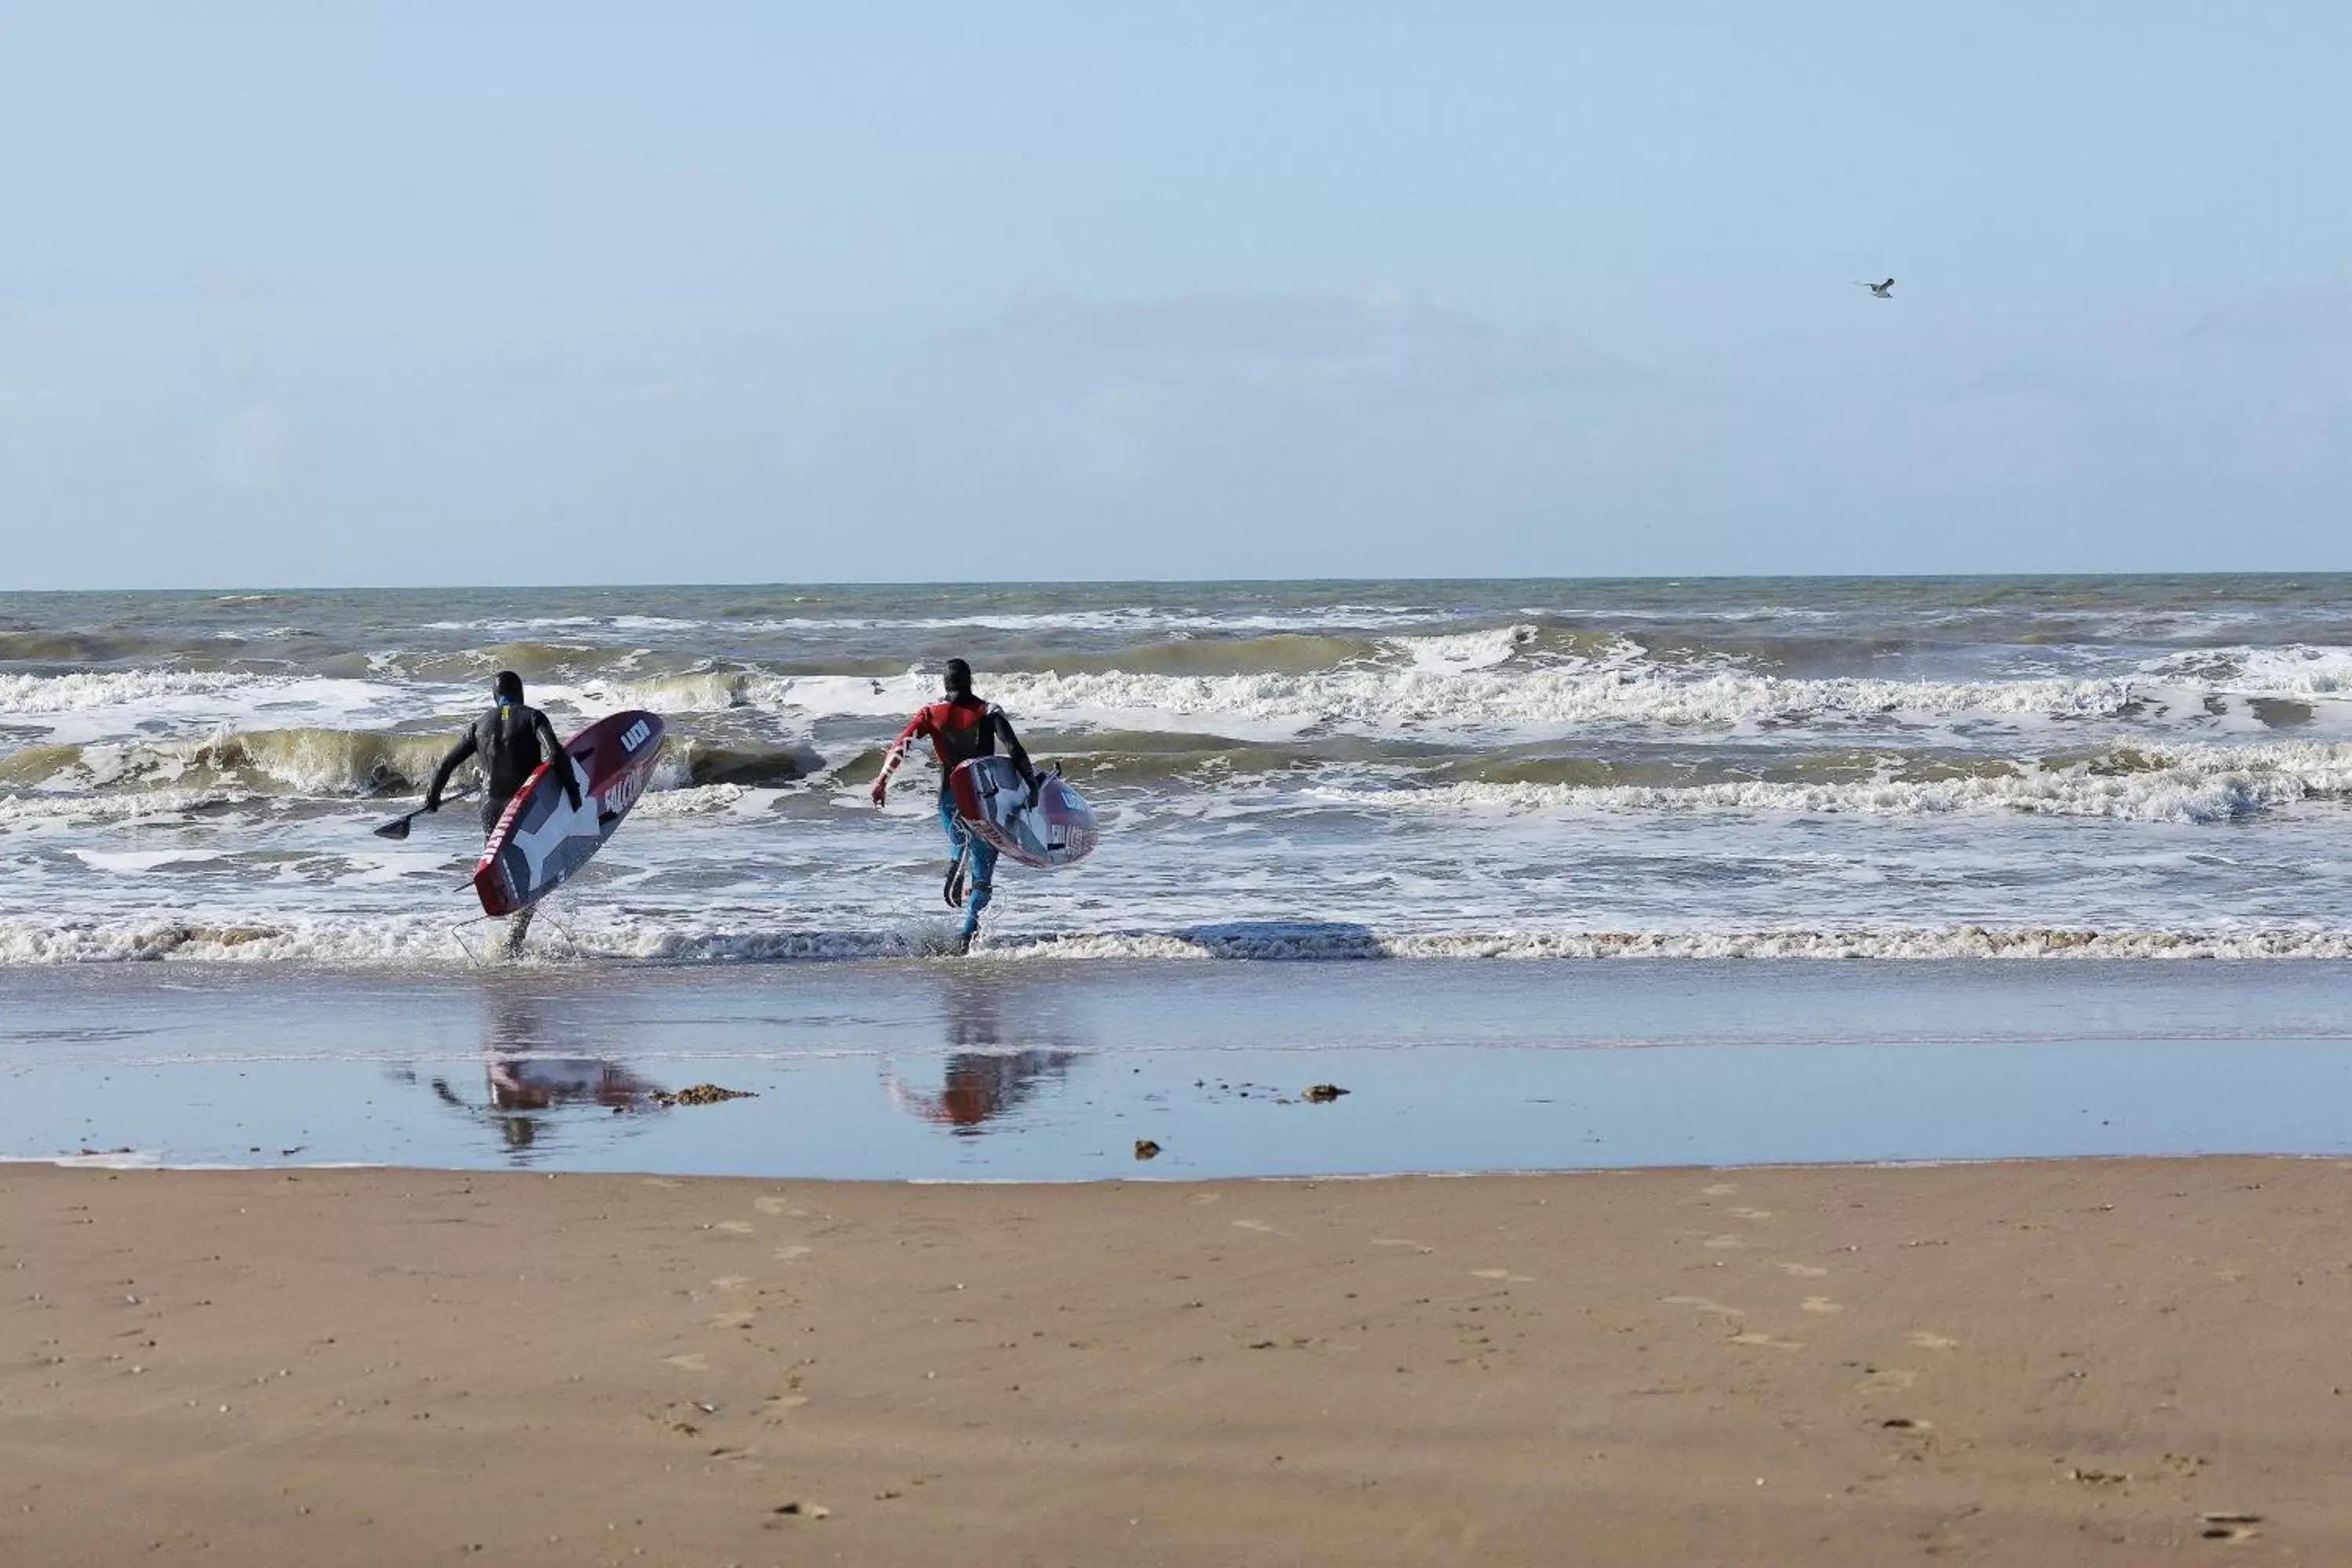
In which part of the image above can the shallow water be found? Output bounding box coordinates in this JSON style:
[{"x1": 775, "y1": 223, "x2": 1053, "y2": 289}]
[{"x1": 10, "y1": 961, "x2": 2352, "y2": 1178}]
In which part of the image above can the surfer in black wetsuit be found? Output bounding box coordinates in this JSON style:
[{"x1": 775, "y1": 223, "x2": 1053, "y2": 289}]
[
  {"x1": 423, "y1": 670, "x2": 580, "y2": 953},
  {"x1": 869, "y1": 658, "x2": 1039, "y2": 953}
]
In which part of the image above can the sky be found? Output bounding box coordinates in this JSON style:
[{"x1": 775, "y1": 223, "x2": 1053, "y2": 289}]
[{"x1": 2, "y1": 3, "x2": 2348, "y2": 589}]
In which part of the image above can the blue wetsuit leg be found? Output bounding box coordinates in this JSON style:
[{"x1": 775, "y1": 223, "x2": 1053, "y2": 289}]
[
  {"x1": 962, "y1": 831, "x2": 997, "y2": 940},
  {"x1": 937, "y1": 793, "x2": 996, "y2": 942}
]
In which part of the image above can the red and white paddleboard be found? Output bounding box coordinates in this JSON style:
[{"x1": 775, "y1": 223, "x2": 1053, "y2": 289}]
[
  {"x1": 474, "y1": 710, "x2": 666, "y2": 917},
  {"x1": 949, "y1": 757, "x2": 1098, "y2": 869}
]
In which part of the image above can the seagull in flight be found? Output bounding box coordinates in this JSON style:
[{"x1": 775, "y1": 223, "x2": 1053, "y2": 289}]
[{"x1": 1856, "y1": 277, "x2": 1895, "y2": 299}]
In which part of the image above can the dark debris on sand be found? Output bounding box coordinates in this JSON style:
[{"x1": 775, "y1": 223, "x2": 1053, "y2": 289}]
[{"x1": 652, "y1": 1084, "x2": 758, "y2": 1107}]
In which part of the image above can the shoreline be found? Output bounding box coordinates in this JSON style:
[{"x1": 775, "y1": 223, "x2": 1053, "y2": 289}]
[
  {"x1": 10, "y1": 960, "x2": 2352, "y2": 1178},
  {"x1": 19, "y1": 1145, "x2": 2352, "y2": 1181},
  {"x1": 9, "y1": 1155, "x2": 2347, "y2": 1564}
]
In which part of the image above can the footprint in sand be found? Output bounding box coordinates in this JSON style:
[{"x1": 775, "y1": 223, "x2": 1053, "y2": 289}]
[
  {"x1": 1906, "y1": 1330, "x2": 1958, "y2": 1351},
  {"x1": 705, "y1": 1310, "x2": 756, "y2": 1330},
  {"x1": 1860, "y1": 1367, "x2": 1918, "y2": 1392},
  {"x1": 1231, "y1": 1219, "x2": 1284, "y2": 1236},
  {"x1": 1472, "y1": 1269, "x2": 1531, "y2": 1283},
  {"x1": 665, "y1": 1352, "x2": 711, "y2": 1372},
  {"x1": 711, "y1": 1221, "x2": 755, "y2": 1235},
  {"x1": 1188, "y1": 1192, "x2": 1223, "y2": 1207},
  {"x1": 1773, "y1": 1261, "x2": 1830, "y2": 1278},
  {"x1": 775, "y1": 1245, "x2": 813, "y2": 1263},
  {"x1": 2199, "y1": 1514, "x2": 2262, "y2": 1542},
  {"x1": 1662, "y1": 1295, "x2": 1747, "y2": 1319},
  {"x1": 753, "y1": 1196, "x2": 808, "y2": 1218},
  {"x1": 1729, "y1": 1332, "x2": 1802, "y2": 1350},
  {"x1": 1371, "y1": 1238, "x2": 1433, "y2": 1253},
  {"x1": 641, "y1": 1178, "x2": 682, "y2": 1189},
  {"x1": 1727, "y1": 1207, "x2": 1774, "y2": 1221},
  {"x1": 1701, "y1": 1234, "x2": 1747, "y2": 1250},
  {"x1": 1700, "y1": 1183, "x2": 1738, "y2": 1196},
  {"x1": 710, "y1": 1276, "x2": 751, "y2": 1291},
  {"x1": 1801, "y1": 1297, "x2": 1844, "y2": 1314}
]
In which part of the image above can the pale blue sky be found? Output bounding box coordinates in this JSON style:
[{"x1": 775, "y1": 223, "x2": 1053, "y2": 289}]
[{"x1": 3, "y1": 4, "x2": 2347, "y2": 587}]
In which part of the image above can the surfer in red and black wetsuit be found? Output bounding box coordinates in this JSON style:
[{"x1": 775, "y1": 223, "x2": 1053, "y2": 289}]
[
  {"x1": 869, "y1": 659, "x2": 1039, "y2": 953},
  {"x1": 422, "y1": 671, "x2": 581, "y2": 953}
]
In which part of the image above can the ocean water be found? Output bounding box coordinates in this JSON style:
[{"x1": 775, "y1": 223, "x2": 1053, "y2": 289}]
[{"x1": 5, "y1": 575, "x2": 2352, "y2": 967}]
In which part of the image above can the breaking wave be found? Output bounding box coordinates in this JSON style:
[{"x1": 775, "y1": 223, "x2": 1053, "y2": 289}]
[
  {"x1": 6, "y1": 916, "x2": 2350, "y2": 967},
  {"x1": 0, "y1": 727, "x2": 827, "y2": 797},
  {"x1": 0, "y1": 668, "x2": 268, "y2": 715},
  {"x1": 0, "y1": 728, "x2": 465, "y2": 797},
  {"x1": 974, "y1": 662, "x2": 2154, "y2": 738},
  {"x1": 1337, "y1": 742, "x2": 2352, "y2": 825}
]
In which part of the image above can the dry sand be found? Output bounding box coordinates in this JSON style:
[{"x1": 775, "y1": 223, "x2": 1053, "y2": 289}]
[{"x1": 5, "y1": 1157, "x2": 2349, "y2": 1565}]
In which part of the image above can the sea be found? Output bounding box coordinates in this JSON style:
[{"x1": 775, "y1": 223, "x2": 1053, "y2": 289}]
[
  {"x1": 5, "y1": 575, "x2": 2352, "y2": 968},
  {"x1": 9, "y1": 575, "x2": 2352, "y2": 1174}
]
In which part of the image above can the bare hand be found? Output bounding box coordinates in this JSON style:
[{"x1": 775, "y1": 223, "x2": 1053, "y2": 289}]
[{"x1": 869, "y1": 777, "x2": 888, "y2": 808}]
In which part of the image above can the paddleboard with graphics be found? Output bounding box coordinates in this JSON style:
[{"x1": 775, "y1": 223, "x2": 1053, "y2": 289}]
[
  {"x1": 473, "y1": 710, "x2": 666, "y2": 917},
  {"x1": 948, "y1": 757, "x2": 1098, "y2": 869}
]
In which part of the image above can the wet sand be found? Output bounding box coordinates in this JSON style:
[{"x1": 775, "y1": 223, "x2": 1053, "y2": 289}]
[
  {"x1": 7, "y1": 1158, "x2": 2349, "y2": 1564},
  {"x1": 13, "y1": 962, "x2": 2352, "y2": 1177}
]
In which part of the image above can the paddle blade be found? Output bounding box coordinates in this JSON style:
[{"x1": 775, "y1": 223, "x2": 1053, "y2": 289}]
[{"x1": 372, "y1": 814, "x2": 414, "y2": 840}]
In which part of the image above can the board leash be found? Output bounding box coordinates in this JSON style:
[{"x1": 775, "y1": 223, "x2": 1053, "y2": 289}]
[
  {"x1": 445, "y1": 912, "x2": 501, "y2": 967},
  {"x1": 533, "y1": 899, "x2": 586, "y2": 959}
]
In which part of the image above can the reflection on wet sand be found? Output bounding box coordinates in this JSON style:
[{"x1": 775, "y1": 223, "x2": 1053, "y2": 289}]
[
  {"x1": 428, "y1": 985, "x2": 662, "y2": 1156},
  {"x1": 887, "y1": 1051, "x2": 1077, "y2": 1134},
  {"x1": 883, "y1": 972, "x2": 1086, "y2": 1136}
]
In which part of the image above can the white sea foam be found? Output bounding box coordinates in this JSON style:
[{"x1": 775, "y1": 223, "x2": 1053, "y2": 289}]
[
  {"x1": 1332, "y1": 742, "x2": 2352, "y2": 825},
  {"x1": 2145, "y1": 644, "x2": 2352, "y2": 699},
  {"x1": 417, "y1": 614, "x2": 706, "y2": 633},
  {"x1": 745, "y1": 649, "x2": 2147, "y2": 738},
  {"x1": 0, "y1": 671, "x2": 435, "y2": 753},
  {"x1": 5, "y1": 914, "x2": 2349, "y2": 967},
  {"x1": 0, "y1": 669, "x2": 258, "y2": 715},
  {"x1": 955, "y1": 664, "x2": 2143, "y2": 739},
  {"x1": 419, "y1": 606, "x2": 1456, "y2": 637},
  {"x1": 1390, "y1": 624, "x2": 1541, "y2": 674},
  {"x1": 0, "y1": 915, "x2": 470, "y2": 966},
  {"x1": 988, "y1": 927, "x2": 2352, "y2": 962},
  {"x1": 631, "y1": 783, "x2": 764, "y2": 818},
  {"x1": 764, "y1": 671, "x2": 938, "y2": 720},
  {"x1": 0, "y1": 785, "x2": 265, "y2": 826}
]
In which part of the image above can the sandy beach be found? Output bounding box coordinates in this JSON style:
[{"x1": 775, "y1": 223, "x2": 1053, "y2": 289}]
[{"x1": 7, "y1": 1156, "x2": 2346, "y2": 1565}]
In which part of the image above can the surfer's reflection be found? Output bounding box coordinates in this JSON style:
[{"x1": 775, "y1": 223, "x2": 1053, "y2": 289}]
[
  {"x1": 881, "y1": 974, "x2": 1081, "y2": 1136},
  {"x1": 428, "y1": 986, "x2": 660, "y2": 1157}
]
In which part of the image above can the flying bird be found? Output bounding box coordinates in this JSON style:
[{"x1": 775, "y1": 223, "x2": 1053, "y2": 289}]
[{"x1": 1856, "y1": 278, "x2": 1895, "y2": 299}]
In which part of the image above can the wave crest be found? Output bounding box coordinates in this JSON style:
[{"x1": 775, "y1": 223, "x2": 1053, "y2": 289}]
[
  {"x1": 1341, "y1": 742, "x2": 2352, "y2": 824},
  {"x1": 6, "y1": 916, "x2": 2351, "y2": 967}
]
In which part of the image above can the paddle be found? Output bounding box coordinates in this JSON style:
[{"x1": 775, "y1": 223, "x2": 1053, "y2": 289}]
[{"x1": 372, "y1": 788, "x2": 475, "y2": 841}]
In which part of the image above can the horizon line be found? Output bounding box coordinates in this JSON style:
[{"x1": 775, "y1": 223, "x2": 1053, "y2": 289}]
[{"x1": 10, "y1": 568, "x2": 2352, "y2": 597}]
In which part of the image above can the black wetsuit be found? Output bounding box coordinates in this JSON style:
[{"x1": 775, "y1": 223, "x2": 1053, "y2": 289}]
[{"x1": 426, "y1": 702, "x2": 579, "y2": 834}]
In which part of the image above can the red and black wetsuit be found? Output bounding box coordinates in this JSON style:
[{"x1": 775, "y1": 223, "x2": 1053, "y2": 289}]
[
  {"x1": 884, "y1": 695, "x2": 1036, "y2": 797},
  {"x1": 877, "y1": 687, "x2": 1039, "y2": 947}
]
